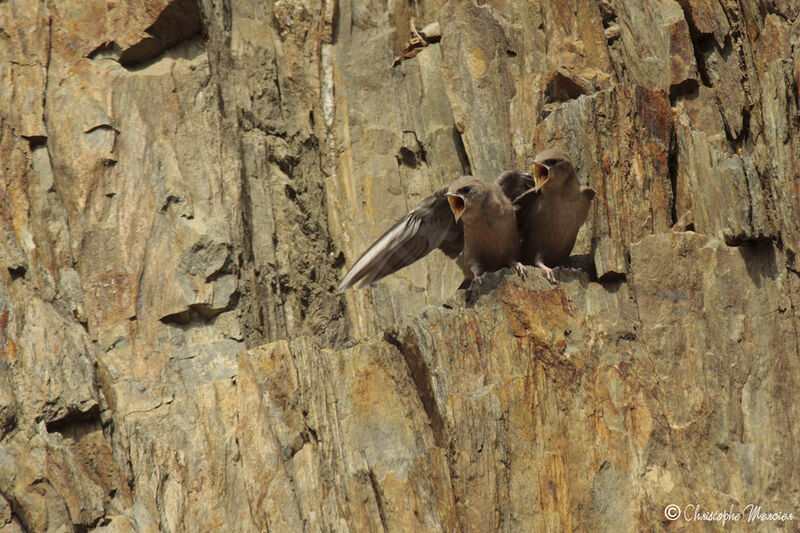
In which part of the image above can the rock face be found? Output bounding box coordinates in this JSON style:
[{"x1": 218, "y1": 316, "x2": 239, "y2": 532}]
[{"x1": 1, "y1": 0, "x2": 799, "y2": 530}]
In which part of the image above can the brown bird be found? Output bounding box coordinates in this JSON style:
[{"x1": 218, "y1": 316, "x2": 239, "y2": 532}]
[
  {"x1": 337, "y1": 171, "x2": 532, "y2": 291},
  {"x1": 446, "y1": 175, "x2": 527, "y2": 286},
  {"x1": 337, "y1": 150, "x2": 594, "y2": 291},
  {"x1": 516, "y1": 149, "x2": 595, "y2": 282}
]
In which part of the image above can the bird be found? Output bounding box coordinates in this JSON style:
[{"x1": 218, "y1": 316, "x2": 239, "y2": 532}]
[
  {"x1": 517, "y1": 149, "x2": 595, "y2": 282},
  {"x1": 337, "y1": 150, "x2": 594, "y2": 291},
  {"x1": 445, "y1": 175, "x2": 527, "y2": 287}
]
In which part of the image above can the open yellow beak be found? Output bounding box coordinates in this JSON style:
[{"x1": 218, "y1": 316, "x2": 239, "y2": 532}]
[
  {"x1": 446, "y1": 193, "x2": 465, "y2": 221},
  {"x1": 532, "y1": 161, "x2": 550, "y2": 191}
]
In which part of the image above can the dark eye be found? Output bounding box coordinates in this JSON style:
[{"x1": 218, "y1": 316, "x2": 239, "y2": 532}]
[
  {"x1": 544, "y1": 158, "x2": 559, "y2": 166},
  {"x1": 459, "y1": 186, "x2": 472, "y2": 194}
]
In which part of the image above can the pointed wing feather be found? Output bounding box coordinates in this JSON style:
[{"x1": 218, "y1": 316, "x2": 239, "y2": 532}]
[
  {"x1": 338, "y1": 188, "x2": 463, "y2": 291},
  {"x1": 494, "y1": 170, "x2": 542, "y2": 229},
  {"x1": 495, "y1": 170, "x2": 536, "y2": 203}
]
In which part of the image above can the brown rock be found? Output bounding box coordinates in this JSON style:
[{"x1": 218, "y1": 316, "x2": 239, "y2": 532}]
[
  {"x1": 592, "y1": 236, "x2": 628, "y2": 281},
  {"x1": 2, "y1": 0, "x2": 800, "y2": 530},
  {"x1": 676, "y1": 0, "x2": 731, "y2": 49},
  {"x1": 613, "y1": 0, "x2": 698, "y2": 89},
  {"x1": 439, "y1": 0, "x2": 517, "y2": 179}
]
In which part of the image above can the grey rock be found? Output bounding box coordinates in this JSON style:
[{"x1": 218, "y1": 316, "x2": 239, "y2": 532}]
[{"x1": 593, "y1": 236, "x2": 628, "y2": 281}]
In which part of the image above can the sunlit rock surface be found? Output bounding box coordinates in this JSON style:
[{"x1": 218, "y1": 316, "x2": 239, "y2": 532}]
[{"x1": 1, "y1": 0, "x2": 799, "y2": 530}]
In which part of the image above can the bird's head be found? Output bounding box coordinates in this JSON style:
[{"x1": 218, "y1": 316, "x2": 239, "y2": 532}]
[
  {"x1": 529, "y1": 149, "x2": 575, "y2": 191},
  {"x1": 446, "y1": 176, "x2": 485, "y2": 223}
]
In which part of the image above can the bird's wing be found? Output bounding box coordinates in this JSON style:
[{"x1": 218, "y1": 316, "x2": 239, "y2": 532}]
[
  {"x1": 509, "y1": 183, "x2": 542, "y2": 218},
  {"x1": 509, "y1": 179, "x2": 544, "y2": 266},
  {"x1": 495, "y1": 170, "x2": 536, "y2": 203},
  {"x1": 495, "y1": 170, "x2": 541, "y2": 245},
  {"x1": 338, "y1": 188, "x2": 463, "y2": 291}
]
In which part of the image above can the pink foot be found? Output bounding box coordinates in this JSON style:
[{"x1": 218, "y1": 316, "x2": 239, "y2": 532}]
[
  {"x1": 512, "y1": 261, "x2": 527, "y2": 278},
  {"x1": 535, "y1": 261, "x2": 557, "y2": 284},
  {"x1": 470, "y1": 264, "x2": 485, "y2": 282}
]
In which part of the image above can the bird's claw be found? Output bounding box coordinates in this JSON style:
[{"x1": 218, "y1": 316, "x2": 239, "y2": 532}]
[
  {"x1": 512, "y1": 261, "x2": 527, "y2": 278},
  {"x1": 469, "y1": 272, "x2": 486, "y2": 289},
  {"x1": 536, "y1": 263, "x2": 558, "y2": 284}
]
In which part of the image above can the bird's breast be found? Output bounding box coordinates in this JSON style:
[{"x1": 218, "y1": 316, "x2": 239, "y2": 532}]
[
  {"x1": 521, "y1": 192, "x2": 590, "y2": 265},
  {"x1": 463, "y1": 211, "x2": 520, "y2": 272}
]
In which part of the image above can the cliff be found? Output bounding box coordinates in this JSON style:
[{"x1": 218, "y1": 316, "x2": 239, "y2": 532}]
[{"x1": 1, "y1": 0, "x2": 799, "y2": 531}]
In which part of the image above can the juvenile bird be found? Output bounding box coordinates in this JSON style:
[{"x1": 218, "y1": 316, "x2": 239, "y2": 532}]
[
  {"x1": 516, "y1": 149, "x2": 595, "y2": 282},
  {"x1": 337, "y1": 150, "x2": 594, "y2": 291},
  {"x1": 337, "y1": 171, "x2": 532, "y2": 291},
  {"x1": 445, "y1": 175, "x2": 527, "y2": 287}
]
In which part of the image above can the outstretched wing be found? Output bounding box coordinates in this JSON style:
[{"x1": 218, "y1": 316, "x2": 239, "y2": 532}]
[
  {"x1": 338, "y1": 188, "x2": 463, "y2": 291},
  {"x1": 495, "y1": 170, "x2": 536, "y2": 203}
]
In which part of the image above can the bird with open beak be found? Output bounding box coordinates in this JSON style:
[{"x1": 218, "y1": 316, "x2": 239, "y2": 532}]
[
  {"x1": 337, "y1": 149, "x2": 594, "y2": 291},
  {"x1": 445, "y1": 176, "x2": 526, "y2": 285},
  {"x1": 516, "y1": 149, "x2": 596, "y2": 282},
  {"x1": 337, "y1": 170, "x2": 533, "y2": 291}
]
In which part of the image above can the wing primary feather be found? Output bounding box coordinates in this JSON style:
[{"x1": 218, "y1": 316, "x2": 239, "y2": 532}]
[
  {"x1": 512, "y1": 187, "x2": 540, "y2": 208},
  {"x1": 338, "y1": 215, "x2": 421, "y2": 291},
  {"x1": 355, "y1": 236, "x2": 428, "y2": 289},
  {"x1": 496, "y1": 170, "x2": 536, "y2": 202},
  {"x1": 338, "y1": 189, "x2": 462, "y2": 291}
]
